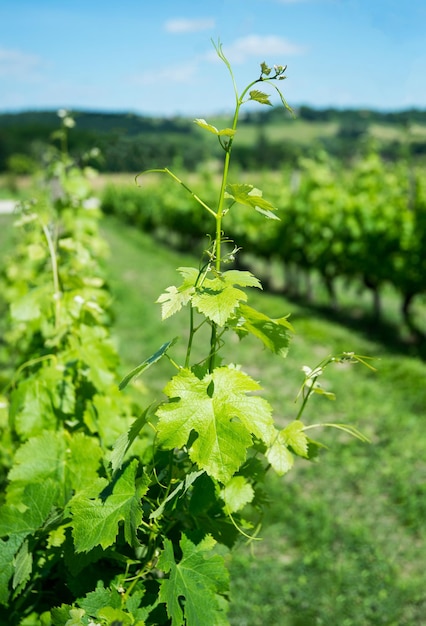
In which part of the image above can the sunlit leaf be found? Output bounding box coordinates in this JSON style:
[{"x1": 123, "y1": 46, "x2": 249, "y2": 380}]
[
  {"x1": 156, "y1": 366, "x2": 275, "y2": 482},
  {"x1": 192, "y1": 270, "x2": 261, "y2": 327},
  {"x1": 248, "y1": 89, "x2": 272, "y2": 106},
  {"x1": 225, "y1": 183, "x2": 279, "y2": 218},
  {"x1": 282, "y1": 421, "x2": 309, "y2": 457},
  {"x1": 221, "y1": 476, "x2": 254, "y2": 513},
  {"x1": 156, "y1": 266, "x2": 198, "y2": 319},
  {"x1": 194, "y1": 118, "x2": 236, "y2": 138},
  {"x1": 266, "y1": 432, "x2": 294, "y2": 476},
  {"x1": 230, "y1": 303, "x2": 293, "y2": 357}
]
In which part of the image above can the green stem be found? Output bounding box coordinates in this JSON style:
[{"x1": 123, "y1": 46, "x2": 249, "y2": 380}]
[
  {"x1": 185, "y1": 305, "x2": 195, "y2": 369},
  {"x1": 137, "y1": 168, "x2": 217, "y2": 219},
  {"x1": 41, "y1": 222, "x2": 61, "y2": 329},
  {"x1": 208, "y1": 323, "x2": 217, "y2": 373},
  {"x1": 208, "y1": 90, "x2": 243, "y2": 372},
  {"x1": 296, "y1": 380, "x2": 317, "y2": 420}
]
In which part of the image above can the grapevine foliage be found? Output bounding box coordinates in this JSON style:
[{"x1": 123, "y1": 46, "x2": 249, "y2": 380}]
[{"x1": 0, "y1": 43, "x2": 369, "y2": 625}]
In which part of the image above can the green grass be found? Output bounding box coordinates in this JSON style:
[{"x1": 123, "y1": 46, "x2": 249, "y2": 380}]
[
  {"x1": 99, "y1": 217, "x2": 426, "y2": 626},
  {"x1": 1, "y1": 214, "x2": 425, "y2": 625}
]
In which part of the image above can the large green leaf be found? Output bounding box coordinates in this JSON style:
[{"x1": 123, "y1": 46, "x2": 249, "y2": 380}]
[
  {"x1": 71, "y1": 459, "x2": 147, "y2": 552},
  {"x1": 7, "y1": 431, "x2": 104, "y2": 505},
  {"x1": 158, "y1": 534, "x2": 229, "y2": 626},
  {"x1": 156, "y1": 366, "x2": 275, "y2": 482},
  {"x1": 157, "y1": 268, "x2": 261, "y2": 327}
]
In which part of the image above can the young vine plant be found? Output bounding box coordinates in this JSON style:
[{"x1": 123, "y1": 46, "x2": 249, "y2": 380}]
[{"x1": 0, "y1": 41, "x2": 371, "y2": 626}]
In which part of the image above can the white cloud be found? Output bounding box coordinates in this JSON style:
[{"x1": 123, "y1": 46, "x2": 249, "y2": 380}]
[
  {"x1": 130, "y1": 60, "x2": 198, "y2": 86},
  {"x1": 0, "y1": 47, "x2": 43, "y2": 78},
  {"x1": 218, "y1": 35, "x2": 306, "y2": 64},
  {"x1": 164, "y1": 18, "x2": 215, "y2": 34}
]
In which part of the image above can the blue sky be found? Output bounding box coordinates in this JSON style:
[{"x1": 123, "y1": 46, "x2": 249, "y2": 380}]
[{"x1": 0, "y1": 0, "x2": 425, "y2": 117}]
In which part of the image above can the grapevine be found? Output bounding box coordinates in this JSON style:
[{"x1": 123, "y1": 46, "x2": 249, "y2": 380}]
[{"x1": 0, "y1": 42, "x2": 370, "y2": 626}]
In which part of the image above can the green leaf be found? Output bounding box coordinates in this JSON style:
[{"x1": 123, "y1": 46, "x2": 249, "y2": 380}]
[
  {"x1": 7, "y1": 431, "x2": 103, "y2": 504},
  {"x1": 230, "y1": 303, "x2": 293, "y2": 357},
  {"x1": 97, "y1": 606, "x2": 133, "y2": 624},
  {"x1": 225, "y1": 183, "x2": 279, "y2": 219},
  {"x1": 10, "y1": 286, "x2": 50, "y2": 322},
  {"x1": 119, "y1": 338, "x2": 178, "y2": 390},
  {"x1": 71, "y1": 459, "x2": 147, "y2": 552},
  {"x1": 221, "y1": 476, "x2": 254, "y2": 514},
  {"x1": 156, "y1": 266, "x2": 198, "y2": 319},
  {"x1": 193, "y1": 281, "x2": 247, "y2": 327},
  {"x1": 156, "y1": 366, "x2": 275, "y2": 482},
  {"x1": 260, "y1": 61, "x2": 272, "y2": 76},
  {"x1": 67, "y1": 324, "x2": 117, "y2": 389},
  {"x1": 192, "y1": 270, "x2": 261, "y2": 327},
  {"x1": 9, "y1": 375, "x2": 57, "y2": 437},
  {"x1": 265, "y1": 432, "x2": 294, "y2": 476},
  {"x1": 0, "y1": 480, "x2": 59, "y2": 538},
  {"x1": 271, "y1": 82, "x2": 294, "y2": 115},
  {"x1": 158, "y1": 534, "x2": 229, "y2": 626},
  {"x1": 221, "y1": 269, "x2": 262, "y2": 289},
  {"x1": 194, "y1": 118, "x2": 236, "y2": 138},
  {"x1": 13, "y1": 539, "x2": 32, "y2": 591},
  {"x1": 0, "y1": 535, "x2": 23, "y2": 605},
  {"x1": 248, "y1": 89, "x2": 272, "y2": 106},
  {"x1": 78, "y1": 581, "x2": 113, "y2": 616},
  {"x1": 282, "y1": 421, "x2": 309, "y2": 457}
]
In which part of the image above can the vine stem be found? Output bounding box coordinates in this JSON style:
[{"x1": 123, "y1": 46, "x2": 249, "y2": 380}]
[
  {"x1": 136, "y1": 168, "x2": 217, "y2": 219},
  {"x1": 41, "y1": 222, "x2": 61, "y2": 329},
  {"x1": 207, "y1": 48, "x2": 264, "y2": 373}
]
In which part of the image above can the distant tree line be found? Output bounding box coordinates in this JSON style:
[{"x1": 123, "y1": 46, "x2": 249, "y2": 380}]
[
  {"x1": 0, "y1": 111, "x2": 214, "y2": 173},
  {"x1": 241, "y1": 104, "x2": 426, "y2": 126},
  {"x1": 1, "y1": 107, "x2": 426, "y2": 174}
]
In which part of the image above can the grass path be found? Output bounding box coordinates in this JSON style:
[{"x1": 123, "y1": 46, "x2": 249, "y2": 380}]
[{"x1": 101, "y1": 216, "x2": 426, "y2": 626}]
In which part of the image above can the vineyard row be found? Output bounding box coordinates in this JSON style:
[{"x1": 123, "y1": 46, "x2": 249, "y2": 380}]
[{"x1": 101, "y1": 151, "x2": 426, "y2": 327}]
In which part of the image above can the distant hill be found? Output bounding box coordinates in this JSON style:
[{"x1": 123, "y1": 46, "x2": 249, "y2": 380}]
[
  {"x1": 0, "y1": 110, "x2": 194, "y2": 134},
  {"x1": 1, "y1": 107, "x2": 425, "y2": 173}
]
